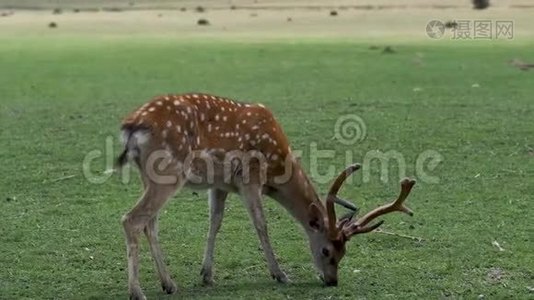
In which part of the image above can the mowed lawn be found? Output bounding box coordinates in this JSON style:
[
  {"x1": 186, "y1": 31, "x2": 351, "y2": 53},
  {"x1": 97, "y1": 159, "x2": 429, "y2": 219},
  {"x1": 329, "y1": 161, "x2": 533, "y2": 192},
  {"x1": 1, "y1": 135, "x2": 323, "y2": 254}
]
[{"x1": 0, "y1": 38, "x2": 533, "y2": 299}]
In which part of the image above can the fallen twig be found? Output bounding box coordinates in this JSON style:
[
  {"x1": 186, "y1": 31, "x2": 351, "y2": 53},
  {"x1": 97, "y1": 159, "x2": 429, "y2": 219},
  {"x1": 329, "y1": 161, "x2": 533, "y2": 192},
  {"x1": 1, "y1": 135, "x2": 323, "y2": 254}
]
[
  {"x1": 51, "y1": 174, "x2": 76, "y2": 182},
  {"x1": 374, "y1": 228, "x2": 423, "y2": 242},
  {"x1": 492, "y1": 240, "x2": 505, "y2": 252}
]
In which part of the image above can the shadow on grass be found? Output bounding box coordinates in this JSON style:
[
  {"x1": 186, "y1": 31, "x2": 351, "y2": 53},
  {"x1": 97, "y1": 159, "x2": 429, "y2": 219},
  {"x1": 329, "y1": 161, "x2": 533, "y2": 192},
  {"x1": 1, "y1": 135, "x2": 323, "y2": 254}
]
[
  {"x1": 87, "y1": 280, "x2": 323, "y2": 299},
  {"x1": 181, "y1": 281, "x2": 322, "y2": 298}
]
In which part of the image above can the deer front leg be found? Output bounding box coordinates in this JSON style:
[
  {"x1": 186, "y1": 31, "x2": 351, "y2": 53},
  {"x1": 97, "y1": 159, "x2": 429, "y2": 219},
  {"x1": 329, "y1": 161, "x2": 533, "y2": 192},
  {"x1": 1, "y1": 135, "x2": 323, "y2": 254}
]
[
  {"x1": 200, "y1": 189, "x2": 228, "y2": 285},
  {"x1": 144, "y1": 215, "x2": 177, "y2": 294},
  {"x1": 239, "y1": 184, "x2": 289, "y2": 283},
  {"x1": 122, "y1": 182, "x2": 180, "y2": 300}
]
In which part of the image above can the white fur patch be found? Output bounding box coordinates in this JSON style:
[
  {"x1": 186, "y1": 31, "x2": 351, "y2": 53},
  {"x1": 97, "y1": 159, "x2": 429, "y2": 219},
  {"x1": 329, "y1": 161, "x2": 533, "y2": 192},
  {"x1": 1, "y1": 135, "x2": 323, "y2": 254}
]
[{"x1": 132, "y1": 131, "x2": 151, "y2": 145}]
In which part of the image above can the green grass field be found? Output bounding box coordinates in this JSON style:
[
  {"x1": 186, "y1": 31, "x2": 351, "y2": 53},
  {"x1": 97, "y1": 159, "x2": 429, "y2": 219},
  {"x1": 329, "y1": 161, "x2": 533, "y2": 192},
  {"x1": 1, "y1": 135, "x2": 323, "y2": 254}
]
[{"x1": 1, "y1": 37, "x2": 533, "y2": 299}]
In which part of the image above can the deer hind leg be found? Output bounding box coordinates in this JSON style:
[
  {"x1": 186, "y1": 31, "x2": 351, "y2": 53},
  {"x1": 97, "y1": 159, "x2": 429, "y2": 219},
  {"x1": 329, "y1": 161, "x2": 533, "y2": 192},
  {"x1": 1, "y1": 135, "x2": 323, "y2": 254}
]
[
  {"x1": 144, "y1": 214, "x2": 176, "y2": 294},
  {"x1": 239, "y1": 184, "x2": 288, "y2": 283},
  {"x1": 122, "y1": 180, "x2": 182, "y2": 300},
  {"x1": 200, "y1": 188, "x2": 228, "y2": 285}
]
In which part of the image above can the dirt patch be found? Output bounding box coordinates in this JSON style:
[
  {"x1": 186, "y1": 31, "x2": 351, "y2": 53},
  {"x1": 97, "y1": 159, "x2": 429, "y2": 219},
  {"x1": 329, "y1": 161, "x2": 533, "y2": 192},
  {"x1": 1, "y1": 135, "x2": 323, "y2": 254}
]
[
  {"x1": 0, "y1": 11, "x2": 14, "y2": 17},
  {"x1": 486, "y1": 267, "x2": 505, "y2": 284},
  {"x1": 197, "y1": 18, "x2": 209, "y2": 26},
  {"x1": 444, "y1": 21, "x2": 457, "y2": 29},
  {"x1": 473, "y1": 0, "x2": 490, "y2": 10},
  {"x1": 382, "y1": 46, "x2": 395, "y2": 54}
]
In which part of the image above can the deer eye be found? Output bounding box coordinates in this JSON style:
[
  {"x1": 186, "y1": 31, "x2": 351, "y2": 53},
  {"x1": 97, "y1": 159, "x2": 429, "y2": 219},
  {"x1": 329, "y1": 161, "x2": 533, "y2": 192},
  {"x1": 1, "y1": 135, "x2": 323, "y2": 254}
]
[{"x1": 321, "y1": 248, "x2": 330, "y2": 257}]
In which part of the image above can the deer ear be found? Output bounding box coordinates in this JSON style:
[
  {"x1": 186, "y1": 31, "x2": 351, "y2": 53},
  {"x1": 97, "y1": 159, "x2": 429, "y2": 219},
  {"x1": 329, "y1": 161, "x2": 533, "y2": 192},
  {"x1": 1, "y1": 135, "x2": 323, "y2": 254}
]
[{"x1": 308, "y1": 203, "x2": 325, "y2": 232}]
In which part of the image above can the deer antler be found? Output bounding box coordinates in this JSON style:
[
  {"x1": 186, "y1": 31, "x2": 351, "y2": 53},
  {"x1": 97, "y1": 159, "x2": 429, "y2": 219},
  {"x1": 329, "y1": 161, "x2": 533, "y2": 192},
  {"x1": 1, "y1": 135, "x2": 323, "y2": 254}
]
[
  {"x1": 325, "y1": 163, "x2": 361, "y2": 238},
  {"x1": 343, "y1": 178, "x2": 416, "y2": 239}
]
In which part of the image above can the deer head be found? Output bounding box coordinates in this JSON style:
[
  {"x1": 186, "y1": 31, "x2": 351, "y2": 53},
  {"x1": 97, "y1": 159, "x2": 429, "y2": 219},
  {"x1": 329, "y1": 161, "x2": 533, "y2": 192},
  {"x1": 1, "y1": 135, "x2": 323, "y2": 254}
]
[{"x1": 306, "y1": 164, "x2": 416, "y2": 286}]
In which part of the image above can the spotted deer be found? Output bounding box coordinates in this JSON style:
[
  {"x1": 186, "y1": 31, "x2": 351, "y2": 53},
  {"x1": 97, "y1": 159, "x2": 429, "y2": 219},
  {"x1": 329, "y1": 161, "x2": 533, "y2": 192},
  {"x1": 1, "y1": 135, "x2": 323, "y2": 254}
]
[{"x1": 117, "y1": 93, "x2": 416, "y2": 300}]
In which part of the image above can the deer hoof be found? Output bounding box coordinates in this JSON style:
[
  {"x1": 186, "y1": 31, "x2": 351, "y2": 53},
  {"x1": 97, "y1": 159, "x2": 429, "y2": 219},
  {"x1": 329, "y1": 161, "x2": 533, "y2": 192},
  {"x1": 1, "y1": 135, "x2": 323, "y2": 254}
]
[
  {"x1": 128, "y1": 286, "x2": 147, "y2": 300},
  {"x1": 161, "y1": 279, "x2": 178, "y2": 294},
  {"x1": 202, "y1": 277, "x2": 215, "y2": 286},
  {"x1": 272, "y1": 271, "x2": 289, "y2": 284},
  {"x1": 200, "y1": 267, "x2": 214, "y2": 286}
]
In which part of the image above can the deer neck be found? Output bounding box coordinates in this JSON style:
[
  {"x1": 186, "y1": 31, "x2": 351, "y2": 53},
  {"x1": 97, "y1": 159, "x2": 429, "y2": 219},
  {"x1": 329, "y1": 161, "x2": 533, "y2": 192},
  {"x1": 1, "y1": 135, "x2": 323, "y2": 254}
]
[{"x1": 271, "y1": 161, "x2": 326, "y2": 234}]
